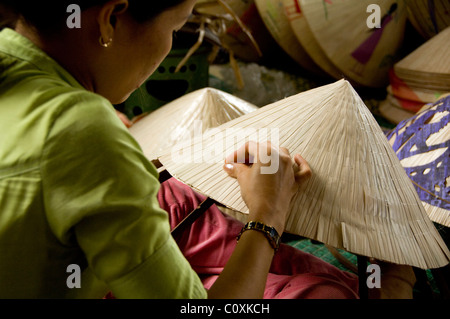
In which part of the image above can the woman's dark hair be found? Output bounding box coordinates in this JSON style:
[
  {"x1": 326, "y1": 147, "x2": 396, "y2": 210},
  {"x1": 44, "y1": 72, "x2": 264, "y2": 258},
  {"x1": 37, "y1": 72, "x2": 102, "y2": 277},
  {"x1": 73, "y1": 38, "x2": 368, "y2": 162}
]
[{"x1": 0, "y1": 0, "x2": 187, "y2": 32}]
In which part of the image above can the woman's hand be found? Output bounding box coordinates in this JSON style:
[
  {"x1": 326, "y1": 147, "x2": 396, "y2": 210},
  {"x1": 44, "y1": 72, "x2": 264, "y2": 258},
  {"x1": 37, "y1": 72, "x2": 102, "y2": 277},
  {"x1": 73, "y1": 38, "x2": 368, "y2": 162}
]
[
  {"x1": 208, "y1": 141, "x2": 311, "y2": 299},
  {"x1": 223, "y1": 141, "x2": 311, "y2": 234}
]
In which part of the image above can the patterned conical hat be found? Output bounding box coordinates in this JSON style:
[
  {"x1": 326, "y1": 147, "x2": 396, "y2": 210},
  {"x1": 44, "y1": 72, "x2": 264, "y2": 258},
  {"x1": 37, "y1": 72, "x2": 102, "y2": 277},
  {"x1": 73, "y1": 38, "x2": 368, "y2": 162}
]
[
  {"x1": 299, "y1": 0, "x2": 407, "y2": 88},
  {"x1": 282, "y1": 0, "x2": 342, "y2": 79},
  {"x1": 387, "y1": 95, "x2": 450, "y2": 228},
  {"x1": 254, "y1": 0, "x2": 325, "y2": 75}
]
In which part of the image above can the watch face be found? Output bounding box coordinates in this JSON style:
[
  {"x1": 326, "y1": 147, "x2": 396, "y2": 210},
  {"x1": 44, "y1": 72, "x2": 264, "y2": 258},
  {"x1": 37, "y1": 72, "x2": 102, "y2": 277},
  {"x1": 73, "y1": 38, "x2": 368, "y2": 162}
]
[
  {"x1": 269, "y1": 226, "x2": 279, "y2": 237},
  {"x1": 269, "y1": 228, "x2": 280, "y2": 245},
  {"x1": 238, "y1": 221, "x2": 280, "y2": 251}
]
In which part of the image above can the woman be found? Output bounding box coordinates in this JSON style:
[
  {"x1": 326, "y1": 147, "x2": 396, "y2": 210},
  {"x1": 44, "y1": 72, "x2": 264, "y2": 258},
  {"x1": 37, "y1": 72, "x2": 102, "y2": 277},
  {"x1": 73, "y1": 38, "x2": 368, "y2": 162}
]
[{"x1": 0, "y1": 0, "x2": 367, "y2": 299}]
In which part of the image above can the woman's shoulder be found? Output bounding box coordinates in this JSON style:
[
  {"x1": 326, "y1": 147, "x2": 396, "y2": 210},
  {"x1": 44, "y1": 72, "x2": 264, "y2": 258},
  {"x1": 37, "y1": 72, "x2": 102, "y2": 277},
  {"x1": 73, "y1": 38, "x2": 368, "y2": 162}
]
[{"x1": 0, "y1": 43, "x2": 116, "y2": 127}]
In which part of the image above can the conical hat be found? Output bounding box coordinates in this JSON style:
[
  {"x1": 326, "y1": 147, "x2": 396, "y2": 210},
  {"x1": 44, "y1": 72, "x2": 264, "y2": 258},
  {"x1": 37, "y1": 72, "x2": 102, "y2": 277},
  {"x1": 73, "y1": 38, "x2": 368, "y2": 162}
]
[
  {"x1": 379, "y1": 96, "x2": 416, "y2": 125},
  {"x1": 130, "y1": 88, "x2": 258, "y2": 161},
  {"x1": 387, "y1": 92, "x2": 424, "y2": 113},
  {"x1": 254, "y1": 0, "x2": 325, "y2": 75},
  {"x1": 388, "y1": 69, "x2": 447, "y2": 104},
  {"x1": 387, "y1": 96, "x2": 450, "y2": 228},
  {"x1": 159, "y1": 79, "x2": 450, "y2": 269},
  {"x1": 406, "y1": 0, "x2": 450, "y2": 40},
  {"x1": 394, "y1": 26, "x2": 450, "y2": 92},
  {"x1": 282, "y1": 0, "x2": 342, "y2": 79},
  {"x1": 299, "y1": 0, "x2": 407, "y2": 88}
]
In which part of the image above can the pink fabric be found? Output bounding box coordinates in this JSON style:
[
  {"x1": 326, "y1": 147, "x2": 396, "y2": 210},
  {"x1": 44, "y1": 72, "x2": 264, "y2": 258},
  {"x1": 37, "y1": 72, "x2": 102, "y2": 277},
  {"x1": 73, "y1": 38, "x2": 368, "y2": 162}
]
[{"x1": 158, "y1": 178, "x2": 359, "y2": 299}]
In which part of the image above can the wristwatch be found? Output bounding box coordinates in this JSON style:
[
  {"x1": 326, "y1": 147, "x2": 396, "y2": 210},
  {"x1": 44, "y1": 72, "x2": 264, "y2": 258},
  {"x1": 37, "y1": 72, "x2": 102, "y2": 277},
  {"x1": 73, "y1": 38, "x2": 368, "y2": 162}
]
[{"x1": 237, "y1": 221, "x2": 281, "y2": 252}]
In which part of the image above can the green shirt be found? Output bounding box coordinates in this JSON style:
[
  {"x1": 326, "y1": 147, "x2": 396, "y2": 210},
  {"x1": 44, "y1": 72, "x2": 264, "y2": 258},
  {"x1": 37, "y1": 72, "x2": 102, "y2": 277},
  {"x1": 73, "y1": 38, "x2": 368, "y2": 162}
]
[{"x1": 0, "y1": 28, "x2": 207, "y2": 299}]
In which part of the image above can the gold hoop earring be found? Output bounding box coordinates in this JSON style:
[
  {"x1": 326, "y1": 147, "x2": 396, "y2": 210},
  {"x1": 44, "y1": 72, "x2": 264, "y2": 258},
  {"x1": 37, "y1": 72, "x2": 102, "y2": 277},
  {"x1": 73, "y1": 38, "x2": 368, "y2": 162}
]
[{"x1": 99, "y1": 36, "x2": 112, "y2": 48}]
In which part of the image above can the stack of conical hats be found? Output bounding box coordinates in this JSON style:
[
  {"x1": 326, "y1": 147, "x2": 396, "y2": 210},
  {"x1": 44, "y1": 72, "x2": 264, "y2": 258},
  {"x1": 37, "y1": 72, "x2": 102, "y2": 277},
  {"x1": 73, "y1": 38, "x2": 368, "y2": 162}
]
[
  {"x1": 194, "y1": 0, "x2": 447, "y2": 91},
  {"x1": 380, "y1": 26, "x2": 450, "y2": 124},
  {"x1": 130, "y1": 88, "x2": 258, "y2": 161},
  {"x1": 394, "y1": 26, "x2": 450, "y2": 93},
  {"x1": 254, "y1": 0, "x2": 407, "y2": 87},
  {"x1": 158, "y1": 79, "x2": 450, "y2": 269},
  {"x1": 254, "y1": 0, "x2": 325, "y2": 75},
  {"x1": 281, "y1": 0, "x2": 342, "y2": 80}
]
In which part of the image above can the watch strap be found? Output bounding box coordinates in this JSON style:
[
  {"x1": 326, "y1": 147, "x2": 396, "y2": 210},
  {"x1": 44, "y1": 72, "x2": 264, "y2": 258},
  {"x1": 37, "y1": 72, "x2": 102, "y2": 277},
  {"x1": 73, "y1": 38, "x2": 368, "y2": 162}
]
[{"x1": 237, "y1": 221, "x2": 281, "y2": 252}]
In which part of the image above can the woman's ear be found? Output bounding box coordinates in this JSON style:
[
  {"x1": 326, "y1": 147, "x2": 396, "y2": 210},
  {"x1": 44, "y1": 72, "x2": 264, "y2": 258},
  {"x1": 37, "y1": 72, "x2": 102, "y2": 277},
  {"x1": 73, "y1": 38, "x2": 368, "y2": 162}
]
[{"x1": 97, "y1": 0, "x2": 129, "y2": 45}]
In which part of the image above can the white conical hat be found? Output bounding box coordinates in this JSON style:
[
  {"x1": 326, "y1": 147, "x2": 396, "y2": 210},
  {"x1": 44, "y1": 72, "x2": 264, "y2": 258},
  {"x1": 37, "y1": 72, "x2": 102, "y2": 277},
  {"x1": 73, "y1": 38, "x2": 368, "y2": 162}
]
[
  {"x1": 130, "y1": 88, "x2": 258, "y2": 161},
  {"x1": 159, "y1": 79, "x2": 450, "y2": 269},
  {"x1": 299, "y1": 0, "x2": 407, "y2": 88}
]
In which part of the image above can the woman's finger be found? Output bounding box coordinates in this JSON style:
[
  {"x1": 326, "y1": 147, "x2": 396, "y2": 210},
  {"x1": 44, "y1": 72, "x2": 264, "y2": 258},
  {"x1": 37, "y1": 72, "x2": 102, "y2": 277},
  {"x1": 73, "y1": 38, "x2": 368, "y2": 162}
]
[
  {"x1": 293, "y1": 154, "x2": 312, "y2": 181},
  {"x1": 279, "y1": 146, "x2": 291, "y2": 157},
  {"x1": 223, "y1": 162, "x2": 250, "y2": 179},
  {"x1": 223, "y1": 163, "x2": 237, "y2": 178},
  {"x1": 224, "y1": 141, "x2": 262, "y2": 165}
]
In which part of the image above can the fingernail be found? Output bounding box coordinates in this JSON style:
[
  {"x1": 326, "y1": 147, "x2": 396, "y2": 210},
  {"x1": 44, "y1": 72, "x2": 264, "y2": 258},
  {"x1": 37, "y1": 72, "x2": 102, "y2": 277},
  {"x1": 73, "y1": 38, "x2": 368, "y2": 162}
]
[{"x1": 224, "y1": 163, "x2": 234, "y2": 171}]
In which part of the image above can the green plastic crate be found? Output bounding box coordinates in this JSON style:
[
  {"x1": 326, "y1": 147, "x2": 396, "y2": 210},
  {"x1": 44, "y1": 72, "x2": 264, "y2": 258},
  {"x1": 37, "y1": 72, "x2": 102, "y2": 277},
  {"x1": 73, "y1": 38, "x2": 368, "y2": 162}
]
[{"x1": 121, "y1": 45, "x2": 210, "y2": 119}]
